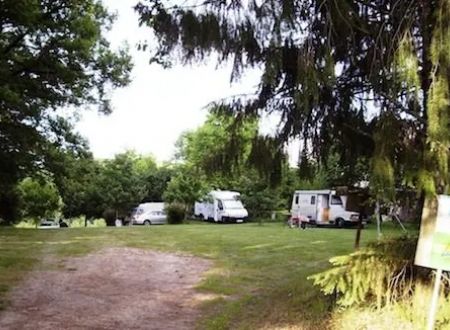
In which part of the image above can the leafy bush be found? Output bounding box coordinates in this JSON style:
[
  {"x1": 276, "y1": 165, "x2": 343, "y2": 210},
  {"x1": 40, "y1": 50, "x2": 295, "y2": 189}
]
[
  {"x1": 165, "y1": 203, "x2": 185, "y2": 224},
  {"x1": 14, "y1": 219, "x2": 37, "y2": 228},
  {"x1": 308, "y1": 236, "x2": 428, "y2": 307},
  {"x1": 69, "y1": 217, "x2": 106, "y2": 228},
  {"x1": 309, "y1": 235, "x2": 450, "y2": 329}
]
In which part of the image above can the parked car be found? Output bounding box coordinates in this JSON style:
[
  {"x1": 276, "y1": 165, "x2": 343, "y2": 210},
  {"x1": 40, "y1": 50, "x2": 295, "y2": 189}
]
[
  {"x1": 38, "y1": 218, "x2": 69, "y2": 229},
  {"x1": 38, "y1": 219, "x2": 60, "y2": 229},
  {"x1": 131, "y1": 203, "x2": 167, "y2": 225}
]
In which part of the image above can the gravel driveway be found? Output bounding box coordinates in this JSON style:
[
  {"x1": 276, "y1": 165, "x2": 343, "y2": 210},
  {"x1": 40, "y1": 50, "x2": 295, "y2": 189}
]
[{"x1": 0, "y1": 248, "x2": 212, "y2": 330}]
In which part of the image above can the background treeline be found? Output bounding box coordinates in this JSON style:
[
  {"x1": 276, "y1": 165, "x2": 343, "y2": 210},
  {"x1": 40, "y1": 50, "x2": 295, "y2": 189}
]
[{"x1": 6, "y1": 111, "x2": 371, "y2": 226}]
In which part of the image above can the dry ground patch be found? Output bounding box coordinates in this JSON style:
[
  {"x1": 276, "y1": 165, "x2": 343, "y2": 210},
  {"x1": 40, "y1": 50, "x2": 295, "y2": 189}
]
[{"x1": 0, "y1": 247, "x2": 211, "y2": 330}]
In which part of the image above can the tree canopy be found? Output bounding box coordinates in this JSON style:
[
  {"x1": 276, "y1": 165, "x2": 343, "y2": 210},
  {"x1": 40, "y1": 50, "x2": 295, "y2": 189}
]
[
  {"x1": 176, "y1": 111, "x2": 258, "y2": 175},
  {"x1": 56, "y1": 151, "x2": 171, "y2": 225},
  {"x1": 17, "y1": 177, "x2": 61, "y2": 222},
  {"x1": 0, "y1": 0, "x2": 133, "y2": 221},
  {"x1": 136, "y1": 0, "x2": 450, "y2": 199}
]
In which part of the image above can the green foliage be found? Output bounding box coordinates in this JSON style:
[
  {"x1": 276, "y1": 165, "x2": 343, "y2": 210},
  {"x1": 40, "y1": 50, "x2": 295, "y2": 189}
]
[
  {"x1": 247, "y1": 135, "x2": 286, "y2": 187},
  {"x1": 371, "y1": 157, "x2": 395, "y2": 201},
  {"x1": 56, "y1": 152, "x2": 99, "y2": 218},
  {"x1": 0, "y1": 0, "x2": 132, "y2": 221},
  {"x1": 426, "y1": 71, "x2": 450, "y2": 194},
  {"x1": 55, "y1": 150, "x2": 175, "y2": 221},
  {"x1": 239, "y1": 183, "x2": 278, "y2": 220},
  {"x1": 308, "y1": 236, "x2": 430, "y2": 309},
  {"x1": 165, "y1": 203, "x2": 186, "y2": 224},
  {"x1": 395, "y1": 33, "x2": 421, "y2": 94},
  {"x1": 17, "y1": 178, "x2": 62, "y2": 222},
  {"x1": 331, "y1": 291, "x2": 450, "y2": 330},
  {"x1": 98, "y1": 151, "x2": 148, "y2": 214},
  {"x1": 137, "y1": 0, "x2": 450, "y2": 202},
  {"x1": 177, "y1": 111, "x2": 258, "y2": 176},
  {"x1": 141, "y1": 165, "x2": 174, "y2": 202},
  {"x1": 163, "y1": 166, "x2": 208, "y2": 209},
  {"x1": 229, "y1": 169, "x2": 284, "y2": 219},
  {"x1": 13, "y1": 219, "x2": 40, "y2": 229}
]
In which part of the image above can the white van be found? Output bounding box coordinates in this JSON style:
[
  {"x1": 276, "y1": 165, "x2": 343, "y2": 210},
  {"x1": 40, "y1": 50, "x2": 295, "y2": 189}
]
[
  {"x1": 194, "y1": 190, "x2": 248, "y2": 223},
  {"x1": 290, "y1": 190, "x2": 360, "y2": 227},
  {"x1": 131, "y1": 202, "x2": 167, "y2": 225}
]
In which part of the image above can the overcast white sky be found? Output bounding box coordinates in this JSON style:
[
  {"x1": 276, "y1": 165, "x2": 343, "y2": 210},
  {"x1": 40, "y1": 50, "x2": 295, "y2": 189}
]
[{"x1": 76, "y1": 0, "x2": 299, "y2": 164}]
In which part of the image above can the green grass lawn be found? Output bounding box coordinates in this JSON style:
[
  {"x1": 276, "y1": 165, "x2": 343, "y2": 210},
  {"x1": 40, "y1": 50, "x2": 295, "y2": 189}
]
[{"x1": 0, "y1": 222, "x2": 411, "y2": 329}]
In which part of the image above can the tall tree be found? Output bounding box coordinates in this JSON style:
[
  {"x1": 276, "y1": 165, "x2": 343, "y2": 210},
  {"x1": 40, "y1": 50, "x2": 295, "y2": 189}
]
[
  {"x1": 136, "y1": 0, "x2": 450, "y2": 200},
  {"x1": 176, "y1": 111, "x2": 258, "y2": 177},
  {"x1": 0, "y1": 0, "x2": 132, "y2": 221},
  {"x1": 55, "y1": 151, "x2": 99, "y2": 219},
  {"x1": 90, "y1": 152, "x2": 148, "y2": 225}
]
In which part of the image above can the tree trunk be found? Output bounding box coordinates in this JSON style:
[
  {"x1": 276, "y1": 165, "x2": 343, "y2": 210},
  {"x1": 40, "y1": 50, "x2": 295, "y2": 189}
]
[{"x1": 354, "y1": 211, "x2": 364, "y2": 249}]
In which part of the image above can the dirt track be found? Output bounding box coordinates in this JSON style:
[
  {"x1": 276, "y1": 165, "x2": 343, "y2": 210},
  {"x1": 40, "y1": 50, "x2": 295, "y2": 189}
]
[{"x1": 0, "y1": 248, "x2": 212, "y2": 330}]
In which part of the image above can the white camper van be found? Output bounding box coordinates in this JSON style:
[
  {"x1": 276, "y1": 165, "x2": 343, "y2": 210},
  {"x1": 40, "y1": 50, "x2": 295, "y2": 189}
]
[
  {"x1": 290, "y1": 190, "x2": 360, "y2": 227},
  {"x1": 194, "y1": 190, "x2": 248, "y2": 223},
  {"x1": 131, "y1": 202, "x2": 167, "y2": 225}
]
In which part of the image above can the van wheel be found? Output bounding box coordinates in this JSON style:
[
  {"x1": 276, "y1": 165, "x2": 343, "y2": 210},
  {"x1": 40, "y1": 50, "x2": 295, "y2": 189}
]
[
  {"x1": 335, "y1": 218, "x2": 345, "y2": 228},
  {"x1": 144, "y1": 220, "x2": 151, "y2": 226}
]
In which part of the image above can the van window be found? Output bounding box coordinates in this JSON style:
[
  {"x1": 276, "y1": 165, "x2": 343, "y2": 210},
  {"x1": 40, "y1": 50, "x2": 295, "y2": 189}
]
[
  {"x1": 223, "y1": 200, "x2": 244, "y2": 209},
  {"x1": 331, "y1": 195, "x2": 343, "y2": 205},
  {"x1": 295, "y1": 195, "x2": 299, "y2": 205},
  {"x1": 218, "y1": 200, "x2": 224, "y2": 210},
  {"x1": 311, "y1": 196, "x2": 316, "y2": 205}
]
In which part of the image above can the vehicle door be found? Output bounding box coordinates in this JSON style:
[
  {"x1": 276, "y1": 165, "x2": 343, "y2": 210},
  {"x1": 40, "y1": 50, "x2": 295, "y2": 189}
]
[
  {"x1": 206, "y1": 201, "x2": 214, "y2": 219},
  {"x1": 134, "y1": 208, "x2": 145, "y2": 224},
  {"x1": 291, "y1": 193, "x2": 300, "y2": 216},
  {"x1": 329, "y1": 195, "x2": 345, "y2": 220},
  {"x1": 215, "y1": 199, "x2": 225, "y2": 221},
  {"x1": 317, "y1": 194, "x2": 330, "y2": 224},
  {"x1": 296, "y1": 194, "x2": 317, "y2": 221},
  {"x1": 151, "y1": 211, "x2": 166, "y2": 224}
]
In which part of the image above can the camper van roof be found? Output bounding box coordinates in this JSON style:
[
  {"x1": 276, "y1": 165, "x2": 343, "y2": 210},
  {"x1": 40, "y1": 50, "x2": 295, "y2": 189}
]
[
  {"x1": 210, "y1": 190, "x2": 240, "y2": 199},
  {"x1": 293, "y1": 189, "x2": 336, "y2": 195}
]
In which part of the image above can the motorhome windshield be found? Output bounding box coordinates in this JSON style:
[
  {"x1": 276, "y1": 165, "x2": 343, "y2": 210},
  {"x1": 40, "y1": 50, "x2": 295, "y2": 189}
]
[{"x1": 222, "y1": 199, "x2": 244, "y2": 209}]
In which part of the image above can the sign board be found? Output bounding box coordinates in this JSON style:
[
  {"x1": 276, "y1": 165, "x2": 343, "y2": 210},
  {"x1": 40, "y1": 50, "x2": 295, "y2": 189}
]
[{"x1": 415, "y1": 195, "x2": 450, "y2": 271}]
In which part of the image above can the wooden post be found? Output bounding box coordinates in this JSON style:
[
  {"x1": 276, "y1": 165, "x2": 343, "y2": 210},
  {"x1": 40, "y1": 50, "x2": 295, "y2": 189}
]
[
  {"x1": 354, "y1": 206, "x2": 364, "y2": 249},
  {"x1": 427, "y1": 268, "x2": 443, "y2": 330}
]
